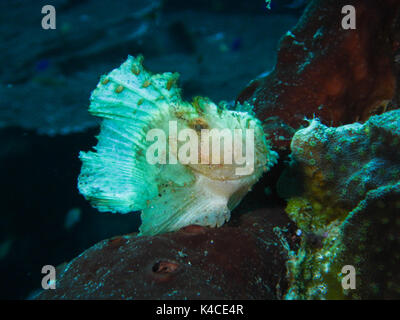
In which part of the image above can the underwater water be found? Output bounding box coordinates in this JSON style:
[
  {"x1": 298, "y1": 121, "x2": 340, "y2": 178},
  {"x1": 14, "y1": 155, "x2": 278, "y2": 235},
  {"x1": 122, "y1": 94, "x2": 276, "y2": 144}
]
[{"x1": 1, "y1": 0, "x2": 399, "y2": 302}]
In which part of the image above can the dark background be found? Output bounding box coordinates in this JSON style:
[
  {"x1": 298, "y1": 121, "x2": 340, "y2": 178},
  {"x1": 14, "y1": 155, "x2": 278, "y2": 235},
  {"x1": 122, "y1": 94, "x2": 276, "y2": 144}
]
[{"x1": 0, "y1": 0, "x2": 304, "y2": 299}]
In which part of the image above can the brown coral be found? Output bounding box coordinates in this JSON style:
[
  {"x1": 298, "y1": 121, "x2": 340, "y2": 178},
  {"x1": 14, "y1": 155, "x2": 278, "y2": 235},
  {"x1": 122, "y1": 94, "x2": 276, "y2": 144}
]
[
  {"x1": 35, "y1": 209, "x2": 297, "y2": 300},
  {"x1": 238, "y1": 0, "x2": 400, "y2": 152}
]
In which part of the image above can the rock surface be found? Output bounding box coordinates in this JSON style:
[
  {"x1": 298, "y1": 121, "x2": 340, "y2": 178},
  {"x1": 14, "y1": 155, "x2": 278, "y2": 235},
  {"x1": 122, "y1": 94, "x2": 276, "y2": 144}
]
[
  {"x1": 35, "y1": 208, "x2": 298, "y2": 299},
  {"x1": 284, "y1": 110, "x2": 400, "y2": 299},
  {"x1": 238, "y1": 0, "x2": 400, "y2": 152}
]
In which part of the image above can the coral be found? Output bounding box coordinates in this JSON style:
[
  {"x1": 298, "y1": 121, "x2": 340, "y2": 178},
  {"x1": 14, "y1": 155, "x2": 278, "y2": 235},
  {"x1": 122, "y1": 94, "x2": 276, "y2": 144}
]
[
  {"x1": 284, "y1": 110, "x2": 400, "y2": 299},
  {"x1": 78, "y1": 56, "x2": 278, "y2": 236},
  {"x1": 237, "y1": 0, "x2": 400, "y2": 152},
  {"x1": 34, "y1": 208, "x2": 297, "y2": 300}
]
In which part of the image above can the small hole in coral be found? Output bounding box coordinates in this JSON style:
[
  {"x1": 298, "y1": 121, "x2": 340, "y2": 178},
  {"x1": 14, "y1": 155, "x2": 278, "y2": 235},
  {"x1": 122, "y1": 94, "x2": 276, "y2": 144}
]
[{"x1": 152, "y1": 260, "x2": 179, "y2": 274}]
